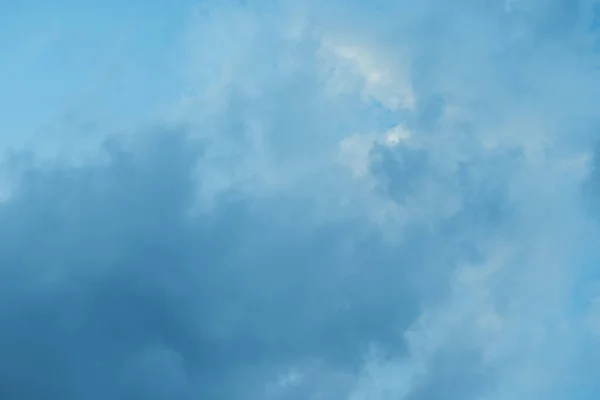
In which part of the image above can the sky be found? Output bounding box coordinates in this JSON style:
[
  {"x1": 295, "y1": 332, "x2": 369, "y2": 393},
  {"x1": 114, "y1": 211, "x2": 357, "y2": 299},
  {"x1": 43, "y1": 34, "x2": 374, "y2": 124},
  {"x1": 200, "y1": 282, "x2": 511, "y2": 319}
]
[{"x1": 1, "y1": 0, "x2": 600, "y2": 399}]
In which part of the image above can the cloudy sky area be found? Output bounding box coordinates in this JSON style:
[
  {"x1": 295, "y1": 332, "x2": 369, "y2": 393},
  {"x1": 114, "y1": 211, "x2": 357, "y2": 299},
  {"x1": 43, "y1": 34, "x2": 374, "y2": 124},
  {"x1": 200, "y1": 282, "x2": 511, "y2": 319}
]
[{"x1": 2, "y1": 0, "x2": 600, "y2": 398}]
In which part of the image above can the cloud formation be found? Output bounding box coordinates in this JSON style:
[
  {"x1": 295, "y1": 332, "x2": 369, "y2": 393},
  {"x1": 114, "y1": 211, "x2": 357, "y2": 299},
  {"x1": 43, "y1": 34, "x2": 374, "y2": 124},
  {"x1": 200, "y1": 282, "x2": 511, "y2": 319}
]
[{"x1": 2, "y1": 0, "x2": 600, "y2": 399}]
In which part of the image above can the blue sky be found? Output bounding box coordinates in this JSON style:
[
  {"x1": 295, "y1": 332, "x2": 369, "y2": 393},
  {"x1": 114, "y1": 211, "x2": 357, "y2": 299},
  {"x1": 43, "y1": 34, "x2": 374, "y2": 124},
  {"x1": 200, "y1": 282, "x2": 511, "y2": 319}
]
[
  {"x1": 2, "y1": 0, "x2": 600, "y2": 399},
  {"x1": 0, "y1": 1, "x2": 189, "y2": 141}
]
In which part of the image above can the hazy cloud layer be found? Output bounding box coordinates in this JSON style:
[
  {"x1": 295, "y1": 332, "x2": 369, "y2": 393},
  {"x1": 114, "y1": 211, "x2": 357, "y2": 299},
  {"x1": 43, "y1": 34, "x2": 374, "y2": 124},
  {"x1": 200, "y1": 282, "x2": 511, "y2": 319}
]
[{"x1": 2, "y1": 0, "x2": 600, "y2": 399}]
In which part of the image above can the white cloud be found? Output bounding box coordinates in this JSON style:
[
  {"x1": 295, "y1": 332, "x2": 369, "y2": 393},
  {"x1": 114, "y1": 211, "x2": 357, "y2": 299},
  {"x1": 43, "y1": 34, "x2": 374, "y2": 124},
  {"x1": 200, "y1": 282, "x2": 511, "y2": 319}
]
[{"x1": 318, "y1": 38, "x2": 416, "y2": 110}]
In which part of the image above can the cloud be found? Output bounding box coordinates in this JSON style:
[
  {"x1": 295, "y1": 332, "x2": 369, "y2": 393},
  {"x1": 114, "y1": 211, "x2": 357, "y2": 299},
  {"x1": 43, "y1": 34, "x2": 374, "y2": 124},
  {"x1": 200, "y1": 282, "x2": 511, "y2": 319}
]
[{"x1": 2, "y1": 0, "x2": 600, "y2": 399}]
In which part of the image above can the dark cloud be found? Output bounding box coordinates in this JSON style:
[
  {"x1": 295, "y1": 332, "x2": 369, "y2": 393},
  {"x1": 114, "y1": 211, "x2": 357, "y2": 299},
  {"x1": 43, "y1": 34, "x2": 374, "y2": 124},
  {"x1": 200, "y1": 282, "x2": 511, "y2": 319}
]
[{"x1": 0, "y1": 128, "x2": 425, "y2": 399}]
